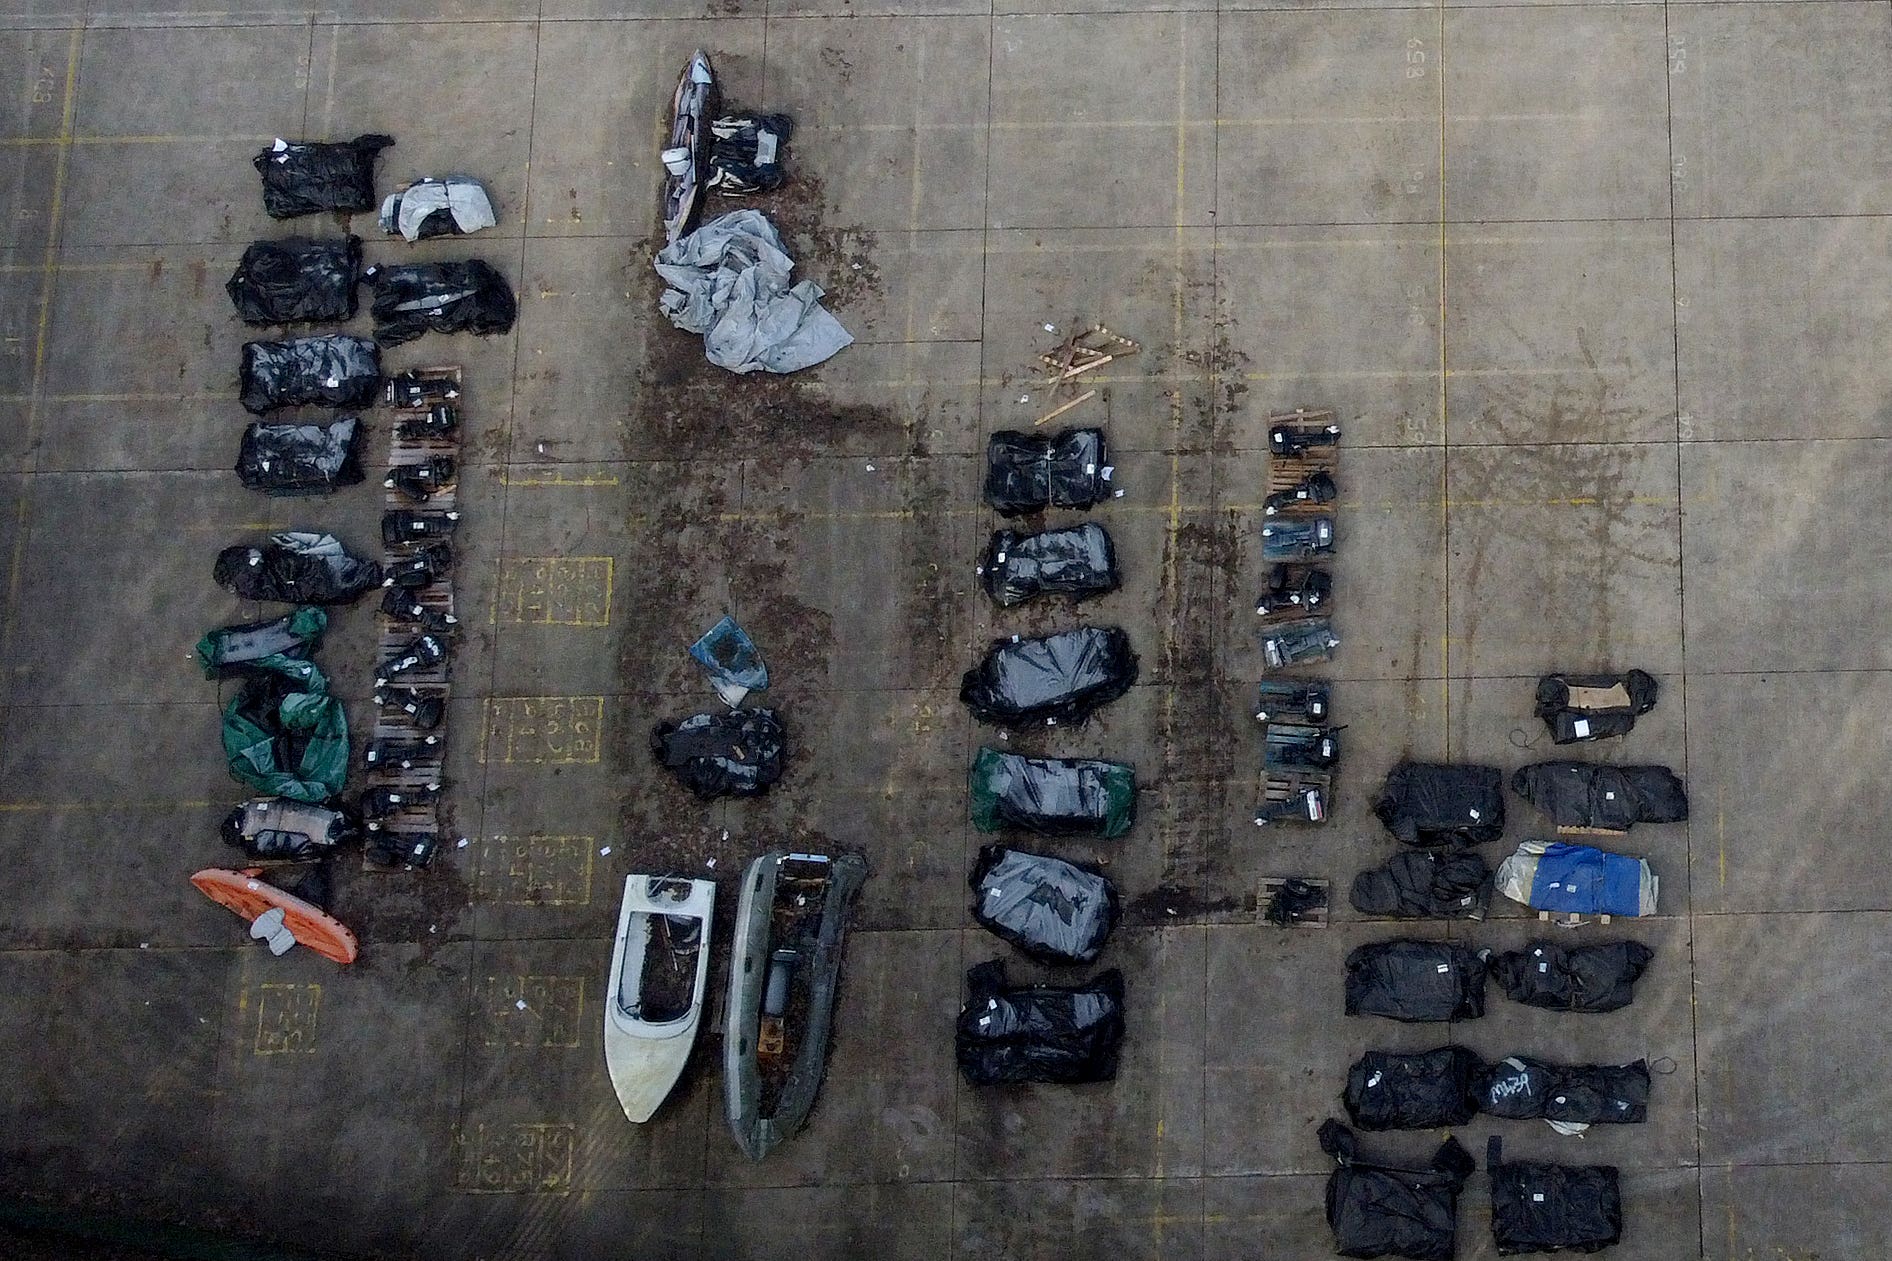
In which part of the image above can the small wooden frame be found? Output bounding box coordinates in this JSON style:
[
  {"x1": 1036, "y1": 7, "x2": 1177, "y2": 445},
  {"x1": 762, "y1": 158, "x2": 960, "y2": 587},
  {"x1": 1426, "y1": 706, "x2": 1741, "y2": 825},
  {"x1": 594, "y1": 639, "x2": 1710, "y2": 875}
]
[{"x1": 1259, "y1": 876, "x2": 1330, "y2": 928}]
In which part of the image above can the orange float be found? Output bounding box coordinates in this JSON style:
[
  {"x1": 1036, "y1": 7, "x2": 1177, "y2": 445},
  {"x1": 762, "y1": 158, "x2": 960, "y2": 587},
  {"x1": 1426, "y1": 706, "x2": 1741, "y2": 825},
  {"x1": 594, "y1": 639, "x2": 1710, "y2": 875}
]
[{"x1": 189, "y1": 867, "x2": 359, "y2": 965}]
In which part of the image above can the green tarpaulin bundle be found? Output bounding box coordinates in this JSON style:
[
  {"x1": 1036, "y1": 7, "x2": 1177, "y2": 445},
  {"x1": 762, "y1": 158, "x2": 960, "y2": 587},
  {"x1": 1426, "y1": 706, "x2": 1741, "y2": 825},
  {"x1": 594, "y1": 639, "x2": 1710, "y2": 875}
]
[
  {"x1": 220, "y1": 653, "x2": 348, "y2": 804},
  {"x1": 968, "y1": 747, "x2": 1135, "y2": 839},
  {"x1": 195, "y1": 607, "x2": 328, "y2": 688}
]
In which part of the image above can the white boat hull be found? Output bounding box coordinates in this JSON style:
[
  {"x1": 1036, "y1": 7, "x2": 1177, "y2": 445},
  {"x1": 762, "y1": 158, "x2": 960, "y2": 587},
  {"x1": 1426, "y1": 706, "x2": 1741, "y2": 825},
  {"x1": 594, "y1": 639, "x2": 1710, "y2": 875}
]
[{"x1": 604, "y1": 875, "x2": 715, "y2": 1123}]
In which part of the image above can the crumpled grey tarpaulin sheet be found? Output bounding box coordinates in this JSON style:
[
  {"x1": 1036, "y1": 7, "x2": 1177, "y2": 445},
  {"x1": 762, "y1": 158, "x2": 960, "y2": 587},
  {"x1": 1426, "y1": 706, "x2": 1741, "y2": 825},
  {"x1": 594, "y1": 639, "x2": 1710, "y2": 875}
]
[{"x1": 654, "y1": 208, "x2": 852, "y2": 374}]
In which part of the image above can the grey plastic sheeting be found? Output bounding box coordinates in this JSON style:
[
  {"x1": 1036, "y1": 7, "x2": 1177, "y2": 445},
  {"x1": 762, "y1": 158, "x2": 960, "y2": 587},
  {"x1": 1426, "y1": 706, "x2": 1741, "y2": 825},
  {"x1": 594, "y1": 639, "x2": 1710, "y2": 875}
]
[{"x1": 654, "y1": 209, "x2": 853, "y2": 374}]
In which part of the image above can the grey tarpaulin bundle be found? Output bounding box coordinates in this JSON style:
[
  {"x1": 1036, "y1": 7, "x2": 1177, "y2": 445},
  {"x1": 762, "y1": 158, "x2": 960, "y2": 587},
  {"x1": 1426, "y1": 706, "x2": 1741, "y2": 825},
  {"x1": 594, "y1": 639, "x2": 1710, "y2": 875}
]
[
  {"x1": 213, "y1": 532, "x2": 382, "y2": 606},
  {"x1": 968, "y1": 844, "x2": 1119, "y2": 965},
  {"x1": 654, "y1": 208, "x2": 853, "y2": 374},
  {"x1": 240, "y1": 335, "x2": 382, "y2": 415},
  {"x1": 983, "y1": 428, "x2": 1110, "y2": 515},
  {"x1": 959, "y1": 626, "x2": 1138, "y2": 727},
  {"x1": 1487, "y1": 1138, "x2": 1622, "y2": 1254},
  {"x1": 1345, "y1": 939, "x2": 1487, "y2": 1022},
  {"x1": 649, "y1": 708, "x2": 786, "y2": 799},
  {"x1": 954, "y1": 959, "x2": 1125, "y2": 1085},
  {"x1": 379, "y1": 177, "x2": 498, "y2": 241},
  {"x1": 1490, "y1": 939, "x2": 1654, "y2": 1013},
  {"x1": 979, "y1": 523, "x2": 1120, "y2": 605},
  {"x1": 1511, "y1": 761, "x2": 1689, "y2": 831},
  {"x1": 1535, "y1": 669, "x2": 1658, "y2": 744},
  {"x1": 1350, "y1": 849, "x2": 1492, "y2": 920},
  {"x1": 254, "y1": 135, "x2": 393, "y2": 218},
  {"x1": 1344, "y1": 1046, "x2": 1483, "y2": 1130},
  {"x1": 221, "y1": 797, "x2": 356, "y2": 862},
  {"x1": 1320, "y1": 1120, "x2": 1475, "y2": 1261},
  {"x1": 363, "y1": 261, "x2": 518, "y2": 346},
  {"x1": 967, "y1": 746, "x2": 1136, "y2": 838},
  {"x1": 226, "y1": 237, "x2": 362, "y2": 325},
  {"x1": 236, "y1": 418, "x2": 365, "y2": 496},
  {"x1": 1372, "y1": 761, "x2": 1506, "y2": 847}
]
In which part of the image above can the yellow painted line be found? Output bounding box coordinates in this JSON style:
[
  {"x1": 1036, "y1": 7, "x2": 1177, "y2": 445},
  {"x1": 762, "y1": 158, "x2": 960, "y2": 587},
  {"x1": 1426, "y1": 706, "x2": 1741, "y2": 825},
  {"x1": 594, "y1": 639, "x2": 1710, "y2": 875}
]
[
  {"x1": 0, "y1": 133, "x2": 275, "y2": 147},
  {"x1": 0, "y1": 799, "x2": 211, "y2": 812},
  {"x1": 480, "y1": 696, "x2": 605, "y2": 764},
  {"x1": 493, "y1": 556, "x2": 614, "y2": 627},
  {"x1": 498, "y1": 469, "x2": 621, "y2": 488}
]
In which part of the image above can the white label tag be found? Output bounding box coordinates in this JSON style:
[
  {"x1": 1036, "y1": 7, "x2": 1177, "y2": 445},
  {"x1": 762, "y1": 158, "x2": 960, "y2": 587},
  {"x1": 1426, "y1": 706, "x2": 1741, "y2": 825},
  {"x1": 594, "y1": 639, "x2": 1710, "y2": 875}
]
[
  {"x1": 1436, "y1": 964, "x2": 1449, "y2": 973},
  {"x1": 1532, "y1": 1193, "x2": 1545, "y2": 1203},
  {"x1": 1572, "y1": 718, "x2": 1591, "y2": 737},
  {"x1": 755, "y1": 131, "x2": 778, "y2": 165}
]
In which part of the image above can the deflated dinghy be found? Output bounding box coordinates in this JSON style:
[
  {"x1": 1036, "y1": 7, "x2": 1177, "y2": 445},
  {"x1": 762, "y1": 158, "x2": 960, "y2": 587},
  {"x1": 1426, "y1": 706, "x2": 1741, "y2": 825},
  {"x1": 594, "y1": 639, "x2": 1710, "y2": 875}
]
[
  {"x1": 606, "y1": 875, "x2": 715, "y2": 1123},
  {"x1": 724, "y1": 850, "x2": 867, "y2": 1160}
]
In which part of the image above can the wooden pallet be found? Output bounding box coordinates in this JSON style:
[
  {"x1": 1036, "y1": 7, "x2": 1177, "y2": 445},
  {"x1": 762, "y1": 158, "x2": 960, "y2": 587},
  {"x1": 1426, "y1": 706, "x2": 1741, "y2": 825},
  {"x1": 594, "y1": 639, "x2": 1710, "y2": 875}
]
[
  {"x1": 1555, "y1": 824, "x2": 1630, "y2": 836},
  {"x1": 1264, "y1": 408, "x2": 1340, "y2": 512},
  {"x1": 1258, "y1": 876, "x2": 1330, "y2": 927},
  {"x1": 363, "y1": 366, "x2": 464, "y2": 871},
  {"x1": 1255, "y1": 768, "x2": 1332, "y2": 825}
]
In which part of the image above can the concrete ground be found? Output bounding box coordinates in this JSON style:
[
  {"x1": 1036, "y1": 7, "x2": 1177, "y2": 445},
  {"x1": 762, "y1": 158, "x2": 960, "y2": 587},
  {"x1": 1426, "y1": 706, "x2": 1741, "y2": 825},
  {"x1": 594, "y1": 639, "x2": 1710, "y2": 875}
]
[{"x1": 0, "y1": 1, "x2": 1886, "y2": 1258}]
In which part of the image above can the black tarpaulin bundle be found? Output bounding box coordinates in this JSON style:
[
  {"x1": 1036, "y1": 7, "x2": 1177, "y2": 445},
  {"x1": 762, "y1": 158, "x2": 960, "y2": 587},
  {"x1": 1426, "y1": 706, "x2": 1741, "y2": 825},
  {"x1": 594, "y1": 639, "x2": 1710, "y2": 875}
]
[
  {"x1": 1372, "y1": 761, "x2": 1506, "y2": 847},
  {"x1": 1491, "y1": 940, "x2": 1654, "y2": 1013},
  {"x1": 239, "y1": 335, "x2": 382, "y2": 415},
  {"x1": 955, "y1": 959, "x2": 1125, "y2": 1085},
  {"x1": 1350, "y1": 849, "x2": 1492, "y2": 920},
  {"x1": 226, "y1": 236, "x2": 362, "y2": 324},
  {"x1": 969, "y1": 845, "x2": 1119, "y2": 965},
  {"x1": 967, "y1": 746, "x2": 1136, "y2": 838},
  {"x1": 1535, "y1": 669, "x2": 1658, "y2": 744},
  {"x1": 1487, "y1": 1138, "x2": 1622, "y2": 1255},
  {"x1": 213, "y1": 532, "x2": 382, "y2": 605},
  {"x1": 649, "y1": 708, "x2": 785, "y2": 799},
  {"x1": 1473, "y1": 1056, "x2": 1650, "y2": 1126},
  {"x1": 1512, "y1": 761, "x2": 1689, "y2": 831},
  {"x1": 1344, "y1": 1046, "x2": 1482, "y2": 1130},
  {"x1": 983, "y1": 428, "x2": 1109, "y2": 516},
  {"x1": 1319, "y1": 1120, "x2": 1475, "y2": 1261},
  {"x1": 1345, "y1": 940, "x2": 1487, "y2": 1022},
  {"x1": 236, "y1": 417, "x2": 365, "y2": 496},
  {"x1": 960, "y1": 626, "x2": 1138, "y2": 727},
  {"x1": 979, "y1": 523, "x2": 1121, "y2": 605},
  {"x1": 708, "y1": 112, "x2": 793, "y2": 194},
  {"x1": 254, "y1": 134, "x2": 393, "y2": 218},
  {"x1": 363, "y1": 260, "x2": 518, "y2": 346}
]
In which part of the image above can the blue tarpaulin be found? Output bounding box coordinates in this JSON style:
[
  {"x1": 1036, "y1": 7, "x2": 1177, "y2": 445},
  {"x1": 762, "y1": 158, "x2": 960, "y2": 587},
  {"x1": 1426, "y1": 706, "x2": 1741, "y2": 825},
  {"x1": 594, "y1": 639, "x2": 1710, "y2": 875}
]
[
  {"x1": 1527, "y1": 843, "x2": 1646, "y2": 917},
  {"x1": 690, "y1": 615, "x2": 768, "y2": 705}
]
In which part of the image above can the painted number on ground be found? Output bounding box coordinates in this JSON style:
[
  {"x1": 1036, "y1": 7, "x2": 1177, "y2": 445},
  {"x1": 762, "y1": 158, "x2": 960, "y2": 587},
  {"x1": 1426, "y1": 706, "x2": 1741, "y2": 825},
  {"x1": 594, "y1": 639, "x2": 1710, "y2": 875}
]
[
  {"x1": 249, "y1": 982, "x2": 321, "y2": 1055},
  {"x1": 495, "y1": 557, "x2": 614, "y2": 627},
  {"x1": 451, "y1": 1123, "x2": 575, "y2": 1194},
  {"x1": 481, "y1": 696, "x2": 603, "y2": 764},
  {"x1": 480, "y1": 974, "x2": 587, "y2": 1048},
  {"x1": 475, "y1": 834, "x2": 595, "y2": 907}
]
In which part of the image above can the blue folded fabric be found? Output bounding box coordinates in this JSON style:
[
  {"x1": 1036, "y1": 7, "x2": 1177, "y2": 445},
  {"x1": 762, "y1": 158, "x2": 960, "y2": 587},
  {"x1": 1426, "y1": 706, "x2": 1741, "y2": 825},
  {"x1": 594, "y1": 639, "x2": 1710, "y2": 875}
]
[{"x1": 1529, "y1": 842, "x2": 1643, "y2": 917}]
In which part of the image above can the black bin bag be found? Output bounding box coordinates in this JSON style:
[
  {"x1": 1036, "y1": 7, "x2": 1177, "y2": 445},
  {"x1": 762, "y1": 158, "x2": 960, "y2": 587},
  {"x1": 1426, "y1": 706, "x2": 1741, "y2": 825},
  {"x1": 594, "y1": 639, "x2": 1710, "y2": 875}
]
[
  {"x1": 1319, "y1": 1120, "x2": 1475, "y2": 1261},
  {"x1": 236, "y1": 417, "x2": 365, "y2": 496},
  {"x1": 955, "y1": 959, "x2": 1125, "y2": 1086},
  {"x1": 226, "y1": 236, "x2": 363, "y2": 324},
  {"x1": 1474, "y1": 1057, "x2": 1650, "y2": 1126},
  {"x1": 968, "y1": 844, "x2": 1119, "y2": 965},
  {"x1": 1345, "y1": 940, "x2": 1487, "y2": 1022},
  {"x1": 1350, "y1": 849, "x2": 1492, "y2": 920},
  {"x1": 1344, "y1": 1046, "x2": 1483, "y2": 1130},
  {"x1": 983, "y1": 428, "x2": 1108, "y2": 516},
  {"x1": 1512, "y1": 761, "x2": 1688, "y2": 831},
  {"x1": 213, "y1": 532, "x2": 381, "y2": 605},
  {"x1": 1372, "y1": 762, "x2": 1505, "y2": 847},
  {"x1": 979, "y1": 523, "x2": 1120, "y2": 605},
  {"x1": 239, "y1": 335, "x2": 381, "y2": 415},
  {"x1": 967, "y1": 746, "x2": 1136, "y2": 838},
  {"x1": 649, "y1": 708, "x2": 785, "y2": 799},
  {"x1": 1490, "y1": 939, "x2": 1654, "y2": 1013},
  {"x1": 254, "y1": 134, "x2": 393, "y2": 218},
  {"x1": 363, "y1": 260, "x2": 518, "y2": 346},
  {"x1": 959, "y1": 626, "x2": 1138, "y2": 727},
  {"x1": 1486, "y1": 1137, "x2": 1622, "y2": 1255},
  {"x1": 1534, "y1": 669, "x2": 1658, "y2": 744}
]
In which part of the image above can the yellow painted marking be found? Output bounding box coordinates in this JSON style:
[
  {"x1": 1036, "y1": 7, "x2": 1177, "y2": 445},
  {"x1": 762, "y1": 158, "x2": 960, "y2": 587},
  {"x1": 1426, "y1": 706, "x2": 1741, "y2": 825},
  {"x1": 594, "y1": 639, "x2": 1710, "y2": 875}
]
[
  {"x1": 0, "y1": 799, "x2": 209, "y2": 812},
  {"x1": 493, "y1": 556, "x2": 614, "y2": 627},
  {"x1": 451, "y1": 1122, "x2": 575, "y2": 1194},
  {"x1": 475, "y1": 835, "x2": 596, "y2": 907},
  {"x1": 498, "y1": 469, "x2": 621, "y2": 488},
  {"x1": 480, "y1": 697, "x2": 603, "y2": 765},
  {"x1": 479, "y1": 975, "x2": 587, "y2": 1048},
  {"x1": 0, "y1": 133, "x2": 275, "y2": 147},
  {"x1": 250, "y1": 982, "x2": 321, "y2": 1055}
]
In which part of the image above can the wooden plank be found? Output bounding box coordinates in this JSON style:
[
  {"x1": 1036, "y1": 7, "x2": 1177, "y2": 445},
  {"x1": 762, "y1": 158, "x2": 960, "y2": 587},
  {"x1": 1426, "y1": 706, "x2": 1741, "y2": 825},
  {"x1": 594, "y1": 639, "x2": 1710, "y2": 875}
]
[{"x1": 1258, "y1": 876, "x2": 1330, "y2": 928}]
